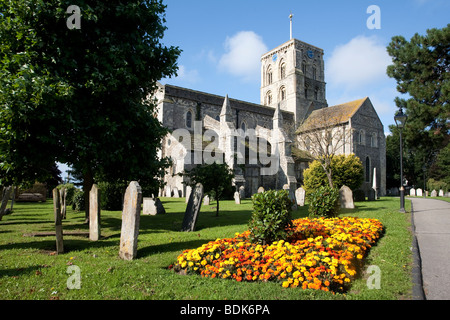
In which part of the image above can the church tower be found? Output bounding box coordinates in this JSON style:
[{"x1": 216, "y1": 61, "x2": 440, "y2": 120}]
[{"x1": 260, "y1": 38, "x2": 328, "y2": 126}]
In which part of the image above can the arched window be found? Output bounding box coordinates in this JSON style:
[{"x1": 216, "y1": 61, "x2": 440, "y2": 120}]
[
  {"x1": 280, "y1": 61, "x2": 286, "y2": 79},
  {"x1": 266, "y1": 91, "x2": 272, "y2": 105},
  {"x1": 312, "y1": 65, "x2": 317, "y2": 80},
  {"x1": 279, "y1": 86, "x2": 286, "y2": 101},
  {"x1": 302, "y1": 60, "x2": 307, "y2": 74},
  {"x1": 314, "y1": 87, "x2": 318, "y2": 100},
  {"x1": 215, "y1": 115, "x2": 220, "y2": 121},
  {"x1": 186, "y1": 110, "x2": 192, "y2": 128},
  {"x1": 371, "y1": 132, "x2": 377, "y2": 147},
  {"x1": 365, "y1": 157, "x2": 370, "y2": 182},
  {"x1": 241, "y1": 121, "x2": 246, "y2": 132},
  {"x1": 359, "y1": 129, "x2": 365, "y2": 145},
  {"x1": 266, "y1": 66, "x2": 273, "y2": 85}
]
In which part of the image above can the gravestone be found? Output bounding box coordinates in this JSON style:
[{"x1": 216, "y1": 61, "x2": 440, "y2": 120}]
[
  {"x1": 203, "y1": 195, "x2": 210, "y2": 205},
  {"x1": 53, "y1": 188, "x2": 64, "y2": 254},
  {"x1": 165, "y1": 185, "x2": 171, "y2": 197},
  {"x1": 185, "y1": 186, "x2": 192, "y2": 204},
  {"x1": 339, "y1": 185, "x2": 355, "y2": 209},
  {"x1": 181, "y1": 183, "x2": 204, "y2": 232},
  {"x1": 173, "y1": 187, "x2": 180, "y2": 198},
  {"x1": 257, "y1": 187, "x2": 265, "y2": 194},
  {"x1": 234, "y1": 191, "x2": 240, "y2": 204},
  {"x1": 0, "y1": 186, "x2": 12, "y2": 220},
  {"x1": 416, "y1": 188, "x2": 423, "y2": 197},
  {"x1": 143, "y1": 197, "x2": 165, "y2": 215},
  {"x1": 295, "y1": 187, "x2": 306, "y2": 206},
  {"x1": 89, "y1": 184, "x2": 101, "y2": 241},
  {"x1": 431, "y1": 189, "x2": 437, "y2": 197},
  {"x1": 60, "y1": 187, "x2": 67, "y2": 219},
  {"x1": 367, "y1": 189, "x2": 375, "y2": 201},
  {"x1": 439, "y1": 189, "x2": 444, "y2": 197},
  {"x1": 410, "y1": 188, "x2": 416, "y2": 196},
  {"x1": 119, "y1": 181, "x2": 143, "y2": 260},
  {"x1": 239, "y1": 186, "x2": 245, "y2": 199}
]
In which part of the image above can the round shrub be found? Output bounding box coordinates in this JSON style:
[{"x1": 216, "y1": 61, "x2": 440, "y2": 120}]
[
  {"x1": 248, "y1": 189, "x2": 293, "y2": 245},
  {"x1": 98, "y1": 181, "x2": 127, "y2": 211},
  {"x1": 307, "y1": 186, "x2": 340, "y2": 218},
  {"x1": 71, "y1": 189, "x2": 85, "y2": 212}
]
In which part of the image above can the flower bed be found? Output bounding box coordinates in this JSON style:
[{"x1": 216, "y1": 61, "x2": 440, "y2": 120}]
[{"x1": 172, "y1": 217, "x2": 384, "y2": 293}]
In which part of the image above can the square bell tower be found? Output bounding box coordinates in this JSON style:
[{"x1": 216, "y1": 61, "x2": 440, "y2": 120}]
[{"x1": 260, "y1": 38, "x2": 328, "y2": 126}]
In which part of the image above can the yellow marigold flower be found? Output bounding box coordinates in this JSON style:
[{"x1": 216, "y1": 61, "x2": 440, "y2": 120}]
[{"x1": 282, "y1": 281, "x2": 290, "y2": 288}]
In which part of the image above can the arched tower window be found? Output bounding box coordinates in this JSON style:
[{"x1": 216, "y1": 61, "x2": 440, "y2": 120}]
[
  {"x1": 266, "y1": 66, "x2": 273, "y2": 85},
  {"x1": 302, "y1": 60, "x2": 307, "y2": 75},
  {"x1": 241, "y1": 121, "x2": 246, "y2": 132},
  {"x1": 266, "y1": 91, "x2": 272, "y2": 105},
  {"x1": 279, "y1": 86, "x2": 286, "y2": 101},
  {"x1": 280, "y1": 61, "x2": 286, "y2": 79},
  {"x1": 359, "y1": 129, "x2": 365, "y2": 145},
  {"x1": 312, "y1": 65, "x2": 317, "y2": 80}
]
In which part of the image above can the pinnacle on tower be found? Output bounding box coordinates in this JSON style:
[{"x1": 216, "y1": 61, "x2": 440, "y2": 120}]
[{"x1": 220, "y1": 94, "x2": 233, "y2": 122}]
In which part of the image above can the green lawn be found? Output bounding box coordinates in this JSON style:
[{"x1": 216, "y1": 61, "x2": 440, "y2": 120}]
[{"x1": 0, "y1": 196, "x2": 412, "y2": 300}]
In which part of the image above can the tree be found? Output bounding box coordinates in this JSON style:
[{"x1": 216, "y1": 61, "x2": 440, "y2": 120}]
[
  {"x1": 386, "y1": 24, "x2": 449, "y2": 186},
  {"x1": 303, "y1": 154, "x2": 364, "y2": 194},
  {"x1": 180, "y1": 162, "x2": 234, "y2": 217},
  {"x1": 0, "y1": 1, "x2": 181, "y2": 221},
  {"x1": 296, "y1": 108, "x2": 353, "y2": 188}
]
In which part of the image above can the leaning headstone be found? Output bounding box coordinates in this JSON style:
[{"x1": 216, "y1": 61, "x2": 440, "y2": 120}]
[
  {"x1": 439, "y1": 189, "x2": 444, "y2": 197},
  {"x1": 239, "y1": 186, "x2": 245, "y2": 199},
  {"x1": 185, "y1": 186, "x2": 192, "y2": 204},
  {"x1": 431, "y1": 189, "x2": 437, "y2": 197},
  {"x1": 339, "y1": 185, "x2": 355, "y2": 209},
  {"x1": 257, "y1": 187, "x2": 265, "y2": 193},
  {"x1": 416, "y1": 188, "x2": 423, "y2": 197},
  {"x1": 181, "y1": 183, "x2": 204, "y2": 232},
  {"x1": 119, "y1": 181, "x2": 143, "y2": 260},
  {"x1": 53, "y1": 188, "x2": 64, "y2": 254},
  {"x1": 143, "y1": 197, "x2": 166, "y2": 215},
  {"x1": 89, "y1": 184, "x2": 101, "y2": 241},
  {"x1": 234, "y1": 191, "x2": 241, "y2": 204},
  {"x1": 295, "y1": 187, "x2": 306, "y2": 206},
  {"x1": 203, "y1": 195, "x2": 210, "y2": 205},
  {"x1": 410, "y1": 188, "x2": 416, "y2": 196},
  {"x1": 173, "y1": 187, "x2": 180, "y2": 198}
]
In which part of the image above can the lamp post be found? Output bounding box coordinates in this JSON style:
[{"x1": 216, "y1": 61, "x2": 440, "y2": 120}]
[{"x1": 394, "y1": 108, "x2": 408, "y2": 213}]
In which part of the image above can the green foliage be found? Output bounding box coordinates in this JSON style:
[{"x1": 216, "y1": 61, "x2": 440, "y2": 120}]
[
  {"x1": 303, "y1": 154, "x2": 364, "y2": 194},
  {"x1": 0, "y1": 0, "x2": 180, "y2": 197},
  {"x1": 180, "y1": 162, "x2": 234, "y2": 217},
  {"x1": 98, "y1": 181, "x2": 127, "y2": 211},
  {"x1": 307, "y1": 186, "x2": 340, "y2": 218},
  {"x1": 427, "y1": 178, "x2": 448, "y2": 193},
  {"x1": 71, "y1": 189, "x2": 85, "y2": 212},
  {"x1": 248, "y1": 190, "x2": 293, "y2": 245}
]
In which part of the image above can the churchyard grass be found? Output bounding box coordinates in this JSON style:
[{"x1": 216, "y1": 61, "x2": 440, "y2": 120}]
[{"x1": 0, "y1": 197, "x2": 411, "y2": 300}]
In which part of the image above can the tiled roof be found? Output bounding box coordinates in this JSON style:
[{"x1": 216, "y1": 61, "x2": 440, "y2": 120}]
[{"x1": 296, "y1": 97, "x2": 368, "y2": 133}]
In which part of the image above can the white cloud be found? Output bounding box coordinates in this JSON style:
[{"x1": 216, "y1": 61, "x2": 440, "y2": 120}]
[
  {"x1": 174, "y1": 65, "x2": 200, "y2": 84},
  {"x1": 218, "y1": 31, "x2": 268, "y2": 82},
  {"x1": 326, "y1": 35, "x2": 392, "y2": 90}
]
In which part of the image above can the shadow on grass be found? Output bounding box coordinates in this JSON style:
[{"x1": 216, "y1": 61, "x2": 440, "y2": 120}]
[
  {"x1": 0, "y1": 265, "x2": 48, "y2": 278},
  {"x1": 137, "y1": 239, "x2": 215, "y2": 258}
]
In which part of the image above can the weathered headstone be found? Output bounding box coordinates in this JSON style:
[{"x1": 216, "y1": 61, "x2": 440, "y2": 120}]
[
  {"x1": 234, "y1": 191, "x2": 241, "y2": 204},
  {"x1": 173, "y1": 187, "x2": 180, "y2": 198},
  {"x1": 257, "y1": 186, "x2": 265, "y2": 194},
  {"x1": 53, "y1": 188, "x2": 64, "y2": 254},
  {"x1": 89, "y1": 184, "x2": 101, "y2": 241},
  {"x1": 416, "y1": 188, "x2": 423, "y2": 197},
  {"x1": 339, "y1": 185, "x2": 355, "y2": 209},
  {"x1": 295, "y1": 187, "x2": 306, "y2": 206},
  {"x1": 367, "y1": 189, "x2": 375, "y2": 201},
  {"x1": 119, "y1": 181, "x2": 143, "y2": 260},
  {"x1": 439, "y1": 189, "x2": 444, "y2": 197},
  {"x1": 181, "y1": 183, "x2": 204, "y2": 232},
  {"x1": 143, "y1": 197, "x2": 165, "y2": 215},
  {"x1": 165, "y1": 185, "x2": 171, "y2": 197},
  {"x1": 203, "y1": 195, "x2": 210, "y2": 205},
  {"x1": 59, "y1": 187, "x2": 67, "y2": 219},
  {"x1": 239, "y1": 186, "x2": 245, "y2": 199},
  {"x1": 185, "y1": 186, "x2": 192, "y2": 204},
  {"x1": 431, "y1": 189, "x2": 437, "y2": 197},
  {"x1": 410, "y1": 188, "x2": 416, "y2": 196},
  {"x1": 0, "y1": 186, "x2": 12, "y2": 220}
]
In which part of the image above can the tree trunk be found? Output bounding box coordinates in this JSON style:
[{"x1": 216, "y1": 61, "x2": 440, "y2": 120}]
[
  {"x1": 216, "y1": 198, "x2": 220, "y2": 217},
  {"x1": 83, "y1": 170, "x2": 94, "y2": 224}
]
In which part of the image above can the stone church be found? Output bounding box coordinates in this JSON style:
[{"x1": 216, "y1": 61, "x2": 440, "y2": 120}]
[{"x1": 153, "y1": 37, "x2": 386, "y2": 199}]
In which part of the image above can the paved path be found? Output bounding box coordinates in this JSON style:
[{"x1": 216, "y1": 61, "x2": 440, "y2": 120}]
[{"x1": 411, "y1": 198, "x2": 450, "y2": 300}]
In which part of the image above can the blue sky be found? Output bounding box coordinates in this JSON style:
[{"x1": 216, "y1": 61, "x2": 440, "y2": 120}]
[
  {"x1": 58, "y1": 0, "x2": 449, "y2": 179},
  {"x1": 159, "y1": 0, "x2": 449, "y2": 131}
]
